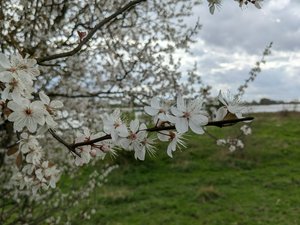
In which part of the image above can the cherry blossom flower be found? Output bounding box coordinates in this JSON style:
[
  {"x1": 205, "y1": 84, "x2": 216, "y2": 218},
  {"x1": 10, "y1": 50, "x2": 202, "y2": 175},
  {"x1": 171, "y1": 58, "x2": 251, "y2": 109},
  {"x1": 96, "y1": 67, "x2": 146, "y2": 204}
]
[
  {"x1": 140, "y1": 136, "x2": 156, "y2": 158},
  {"x1": 216, "y1": 90, "x2": 246, "y2": 120},
  {"x1": 19, "y1": 133, "x2": 43, "y2": 165},
  {"x1": 227, "y1": 138, "x2": 244, "y2": 152},
  {"x1": 39, "y1": 91, "x2": 63, "y2": 128},
  {"x1": 157, "y1": 130, "x2": 186, "y2": 158},
  {"x1": 74, "y1": 128, "x2": 93, "y2": 166},
  {"x1": 216, "y1": 138, "x2": 244, "y2": 152},
  {"x1": 0, "y1": 74, "x2": 33, "y2": 100},
  {"x1": 7, "y1": 97, "x2": 46, "y2": 133},
  {"x1": 170, "y1": 95, "x2": 208, "y2": 134},
  {"x1": 0, "y1": 53, "x2": 40, "y2": 86},
  {"x1": 216, "y1": 139, "x2": 226, "y2": 146},
  {"x1": 89, "y1": 131, "x2": 116, "y2": 159},
  {"x1": 118, "y1": 119, "x2": 149, "y2": 160},
  {"x1": 19, "y1": 132, "x2": 39, "y2": 153},
  {"x1": 35, "y1": 161, "x2": 60, "y2": 189},
  {"x1": 102, "y1": 109, "x2": 128, "y2": 141},
  {"x1": 240, "y1": 125, "x2": 252, "y2": 135},
  {"x1": 144, "y1": 96, "x2": 169, "y2": 122}
]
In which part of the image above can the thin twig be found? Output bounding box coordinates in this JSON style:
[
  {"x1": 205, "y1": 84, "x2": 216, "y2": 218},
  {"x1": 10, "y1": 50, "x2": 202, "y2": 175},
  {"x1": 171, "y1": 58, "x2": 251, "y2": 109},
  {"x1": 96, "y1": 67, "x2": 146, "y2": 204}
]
[
  {"x1": 36, "y1": 0, "x2": 146, "y2": 64},
  {"x1": 48, "y1": 129, "x2": 80, "y2": 157}
]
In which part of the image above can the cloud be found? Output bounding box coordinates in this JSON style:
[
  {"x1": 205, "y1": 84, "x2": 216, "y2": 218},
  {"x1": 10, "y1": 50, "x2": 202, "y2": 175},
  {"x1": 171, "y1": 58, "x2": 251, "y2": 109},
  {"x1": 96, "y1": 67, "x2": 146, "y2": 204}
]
[{"x1": 179, "y1": 0, "x2": 300, "y2": 101}]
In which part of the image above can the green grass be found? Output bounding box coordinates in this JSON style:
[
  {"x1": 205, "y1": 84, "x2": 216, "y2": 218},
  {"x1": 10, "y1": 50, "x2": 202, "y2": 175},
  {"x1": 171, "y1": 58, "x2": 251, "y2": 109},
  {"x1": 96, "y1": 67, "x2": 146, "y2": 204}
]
[{"x1": 60, "y1": 112, "x2": 300, "y2": 225}]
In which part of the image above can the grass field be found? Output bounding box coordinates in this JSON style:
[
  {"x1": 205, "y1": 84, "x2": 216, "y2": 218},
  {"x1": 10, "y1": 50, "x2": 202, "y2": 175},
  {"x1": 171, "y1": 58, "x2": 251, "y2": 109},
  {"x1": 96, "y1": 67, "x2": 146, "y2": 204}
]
[{"x1": 61, "y1": 112, "x2": 300, "y2": 225}]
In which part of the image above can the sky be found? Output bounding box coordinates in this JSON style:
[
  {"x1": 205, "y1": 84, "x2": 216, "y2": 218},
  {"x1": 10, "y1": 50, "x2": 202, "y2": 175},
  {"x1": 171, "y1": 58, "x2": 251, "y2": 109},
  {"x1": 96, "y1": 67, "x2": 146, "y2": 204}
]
[{"x1": 180, "y1": 0, "x2": 300, "y2": 102}]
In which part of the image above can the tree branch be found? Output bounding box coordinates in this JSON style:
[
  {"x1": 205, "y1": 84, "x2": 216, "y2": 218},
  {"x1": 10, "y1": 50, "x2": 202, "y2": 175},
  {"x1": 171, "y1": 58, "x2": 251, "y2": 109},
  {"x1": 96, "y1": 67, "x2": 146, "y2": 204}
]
[
  {"x1": 54, "y1": 116, "x2": 254, "y2": 153},
  {"x1": 37, "y1": 0, "x2": 147, "y2": 64}
]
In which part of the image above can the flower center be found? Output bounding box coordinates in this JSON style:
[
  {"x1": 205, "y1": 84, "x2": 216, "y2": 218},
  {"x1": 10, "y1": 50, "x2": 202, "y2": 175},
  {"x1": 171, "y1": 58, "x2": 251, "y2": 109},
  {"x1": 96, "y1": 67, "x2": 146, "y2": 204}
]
[
  {"x1": 9, "y1": 78, "x2": 19, "y2": 88},
  {"x1": 183, "y1": 111, "x2": 190, "y2": 118},
  {"x1": 169, "y1": 131, "x2": 176, "y2": 140},
  {"x1": 130, "y1": 133, "x2": 137, "y2": 140},
  {"x1": 8, "y1": 67, "x2": 17, "y2": 73},
  {"x1": 159, "y1": 109, "x2": 165, "y2": 113},
  {"x1": 24, "y1": 108, "x2": 33, "y2": 116}
]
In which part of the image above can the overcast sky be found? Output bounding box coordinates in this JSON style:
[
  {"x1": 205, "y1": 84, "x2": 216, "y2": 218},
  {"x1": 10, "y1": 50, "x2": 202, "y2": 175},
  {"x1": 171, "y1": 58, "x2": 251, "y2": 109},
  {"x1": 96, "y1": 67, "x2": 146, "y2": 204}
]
[{"x1": 181, "y1": 0, "x2": 300, "y2": 102}]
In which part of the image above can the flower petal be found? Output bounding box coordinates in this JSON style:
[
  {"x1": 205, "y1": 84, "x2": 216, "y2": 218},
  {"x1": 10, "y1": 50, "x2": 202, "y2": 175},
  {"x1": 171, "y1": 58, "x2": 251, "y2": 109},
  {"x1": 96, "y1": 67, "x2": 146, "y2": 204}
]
[
  {"x1": 176, "y1": 94, "x2": 186, "y2": 111},
  {"x1": 130, "y1": 119, "x2": 139, "y2": 133},
  {"x1": 189, "y1": 120, "x2": 205, "y2": 134},
  {"x1": 39, "y1": 91, "x2": 50, "y2": 104},
  {"x1": 144, "y1": 106, "x2": 159, "y2": 116},
  {"x1": 175, "y1": 118, "x2": 188, "y2": 133}
]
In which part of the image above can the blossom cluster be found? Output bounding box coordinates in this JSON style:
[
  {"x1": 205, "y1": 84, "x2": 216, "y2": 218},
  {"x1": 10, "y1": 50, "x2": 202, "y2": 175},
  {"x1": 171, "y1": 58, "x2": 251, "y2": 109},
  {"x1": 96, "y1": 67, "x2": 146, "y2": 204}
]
[
  {"x1": 216, "y1": 125, "x2": 252, "y2": 152},
  {"x1": 73, "y1": 91, "x2": 246, "y2": 163},
  {"x1": 1, "y1": 53, "x2": 249, "y2": 194},
  {"x1": 0, "y1": 53, "x2": 63, "y2": 194},
  {"x1": 216, "y1": 138, "x2": 245, "y2": 152}
]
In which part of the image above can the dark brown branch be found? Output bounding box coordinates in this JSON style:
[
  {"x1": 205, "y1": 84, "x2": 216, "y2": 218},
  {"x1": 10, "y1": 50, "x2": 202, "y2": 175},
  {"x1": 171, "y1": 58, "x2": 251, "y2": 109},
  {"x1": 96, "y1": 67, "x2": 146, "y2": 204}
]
[
  {"x1": 58, "y1": 117, "x2": 254, "y2": 152},
  {"x1": 47, "y1": 91, "x2": 124, "y2": 98},
  {"x1": 48, "y1": 129, "x2": 80, "y2": 157},
  {"x1": 37, "y1": 0, "x2": 147, "y2": 64}
]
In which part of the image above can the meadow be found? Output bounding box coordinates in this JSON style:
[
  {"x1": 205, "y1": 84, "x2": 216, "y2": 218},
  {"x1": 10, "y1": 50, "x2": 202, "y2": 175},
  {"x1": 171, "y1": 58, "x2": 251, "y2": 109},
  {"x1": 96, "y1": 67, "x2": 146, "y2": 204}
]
[{"x1": 60, "y1": 112, "x2": 300, "y2": 225}]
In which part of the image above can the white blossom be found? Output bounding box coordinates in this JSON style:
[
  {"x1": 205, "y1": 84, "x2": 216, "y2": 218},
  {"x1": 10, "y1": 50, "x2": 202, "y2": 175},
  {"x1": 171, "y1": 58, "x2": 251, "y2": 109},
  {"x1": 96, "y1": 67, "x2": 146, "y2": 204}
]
[
  {"x1": 170, "y1": 95, "x2": 208, "y2": 134},
  {"x1": 7, "y1": 97, "x2": 46, "y2": 133},
  {"x1": 157, "y1": 130, "x2": 186, "y2": 158},
  {"x1": 216, "y1": 90, "x2": 246, "y2": 120},
  {"x1": 39, "y1": 91, "x2": 63, "y2": 128},
  {"x1": 240, "y1": 125, "x2": 252, "y2": 135},
  {"x1": 216, "y1": 139, "x2": 226, "y2": 146},
  {"x1": 102, "y1": 109, "x2": 128, "y2": 141},
  {"x1": 144, "y1": 96, "x2": 169, "y2": 122},
  {"x1": 118, "y1": 119, "x2": 148, "y2": 160}
]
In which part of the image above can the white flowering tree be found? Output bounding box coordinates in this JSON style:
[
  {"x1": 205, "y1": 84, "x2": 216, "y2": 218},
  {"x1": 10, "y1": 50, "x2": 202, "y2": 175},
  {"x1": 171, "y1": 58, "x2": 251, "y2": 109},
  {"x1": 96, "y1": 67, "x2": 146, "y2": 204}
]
[{"x1": 0, "y1": 0, "x2": 263, "y2": 224}]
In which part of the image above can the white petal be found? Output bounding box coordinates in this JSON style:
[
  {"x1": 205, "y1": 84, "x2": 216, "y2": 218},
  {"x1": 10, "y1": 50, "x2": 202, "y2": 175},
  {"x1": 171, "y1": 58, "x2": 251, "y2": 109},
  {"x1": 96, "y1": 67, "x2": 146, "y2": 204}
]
[
  {"x1": 7, "y1": 101, "x2": 21, "y2": 112},
  {"x1": 150, "y1": 96, "x2": 160, "y2": 108},
  {"x1": 50, "y1": 100, "x2": 63, "y2": 109},
  {"x1": 39, "y1": 91, "x2": 50, "y2": 104},
  {"x1": 130, "y1": 119, "x2": 139, "y2": 133},
  {"x1": 135, "y1": 148, "x2": 145, "y2": 160},
  {"x1": 170, "y1": 106, "x2": 183, "y2": 117},
  {"x1": 144, "y1": 106, "x2": 159, "y2": 116},
  {"x1": 215, "y1": 107, "x2": 228, "y2": 121},
  {"x1": 27, "y1": 119, "x2": 37, "y2": 133},
  {"x1": 117, "y1": 124, "x2": 129, "y2": 137},
  {"x1": 175, "y1": 118, "x2": 189, "y2": 134},
  {"x1": 0, "y1": 71, "x2": 13, "y2": 82},
  {"x1": 7, "y1": 111, "x2": 20, "y2": 122},
  {"x1": 165, "y1": 114, "x2": 177, "y2": 124},
  {"x1": 118, "y1": 138, "x2": 130, "y2": 149},
  {"x1": 46, "y1": 115, "x2": 57, "y2": 127},
  {"x1": 176, "y1": 94, "x2": 186, "y2": 111},
  {"x1": 157, "y1": 131, "x2": 169, "y2": 142},
  {"x1": 167, "y1": 141, "x2": 176, "y2": 158},
  {"x1": 190, "y1": 114, "x2": 208, "y2": 126},
  {"x1": 218, "y1": 91, "x2": 228, "y2": 106},
  {"x1": 0, "y1": 53, "x2": 10, "y2": 68},
  {"x1": 189, "y1": 120, "x2": 205, "y2": 134},
  {"x1": 34, "y1": 113, "x2": 45, "y2": 126}
]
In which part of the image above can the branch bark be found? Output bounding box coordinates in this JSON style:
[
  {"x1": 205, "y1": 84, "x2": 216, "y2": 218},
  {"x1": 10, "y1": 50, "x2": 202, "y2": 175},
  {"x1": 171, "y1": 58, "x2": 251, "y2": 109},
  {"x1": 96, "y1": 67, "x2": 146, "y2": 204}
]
[
  {"x1": 52, "y1": 117, "x2": 254, "y2": 154},
  {"x1": 37, "y1": 0, "x2": 147, "y2": 64}
]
